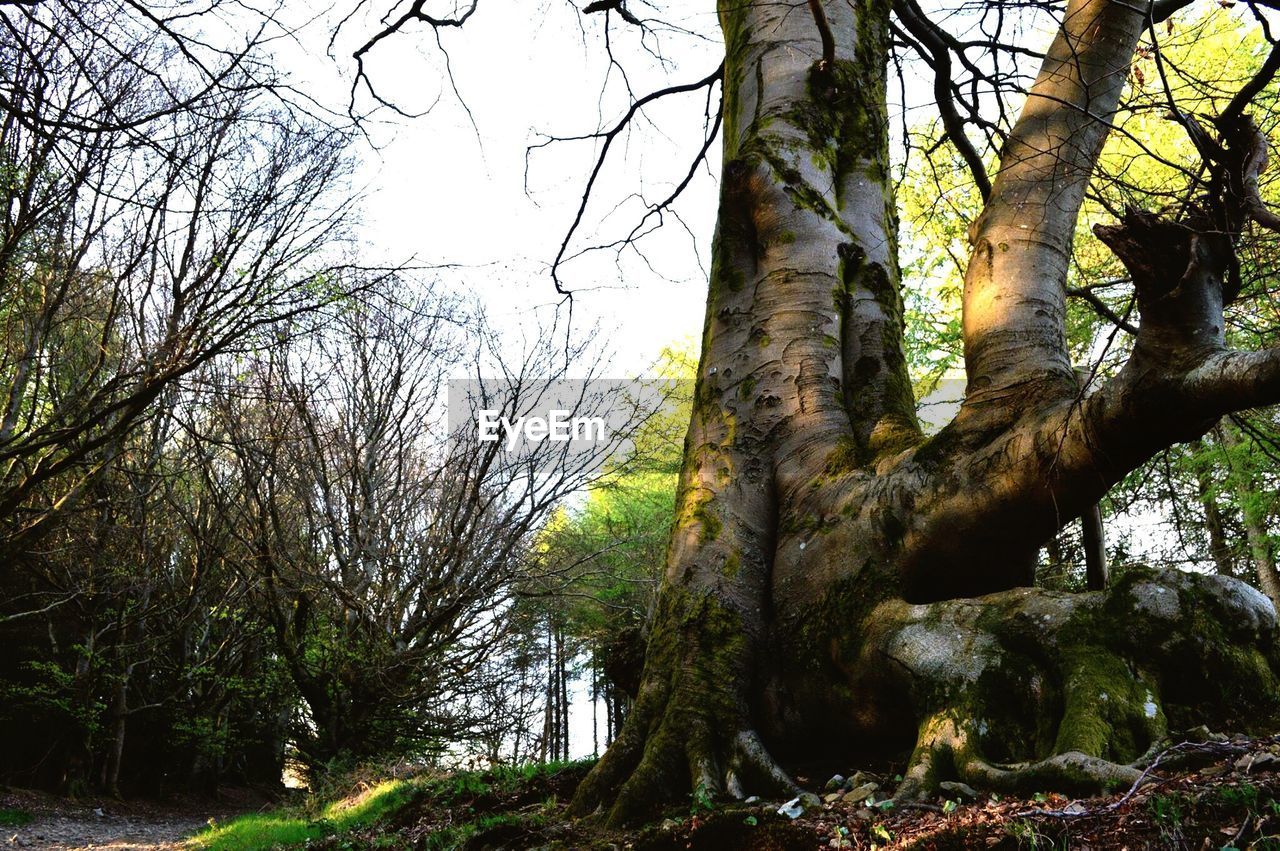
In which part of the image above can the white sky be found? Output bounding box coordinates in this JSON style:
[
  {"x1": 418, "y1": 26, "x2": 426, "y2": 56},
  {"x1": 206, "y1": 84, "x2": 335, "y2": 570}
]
[{"x1": 259, "y1": 0, "x2": 732, "y2": 377}]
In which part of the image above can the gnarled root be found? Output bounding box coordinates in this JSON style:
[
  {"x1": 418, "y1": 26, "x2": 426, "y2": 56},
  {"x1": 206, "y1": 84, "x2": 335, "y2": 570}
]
[
  {"x1": 569, "y1": 591, "x2": 799, "y2": 826},
  {"x1": 570, "y1": 705, "x2": 799, "y2": 826},
  {"x1": 898, "y1": 714, "x2": 1144, "y2": 800},
  {"x1": 857, "y1": 568, "x2": 1280, "y2": 802}
]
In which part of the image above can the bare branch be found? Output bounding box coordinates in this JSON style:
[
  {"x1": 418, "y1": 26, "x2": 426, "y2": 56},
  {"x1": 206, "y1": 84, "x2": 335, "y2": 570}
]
[{"x1": 543, "y1": 62, "x2": 724, "y2": 294}]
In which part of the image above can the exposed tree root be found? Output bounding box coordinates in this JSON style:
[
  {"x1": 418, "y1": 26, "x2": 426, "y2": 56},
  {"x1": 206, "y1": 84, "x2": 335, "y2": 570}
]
[
  {"x1": 861, "y1": 568, "x2": 1280, "y2": 803},
  {"x1": 897, "y1": 716, "x2": 1145, "y2": 800},
  {"x1": 579, "y1": 567, "x2": 1279, "y2": 823},
  {"x1": 570, "y1": 695, "x2": 800, "y2": 826}
]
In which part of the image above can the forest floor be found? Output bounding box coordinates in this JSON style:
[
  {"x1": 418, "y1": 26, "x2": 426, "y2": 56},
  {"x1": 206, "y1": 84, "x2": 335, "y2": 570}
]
[
  {"x1": 0, "y1": 787, "x2": 272, "y2": 850},
  {"x1": 285, "y1": 734, "x2": 1280, "y2": 850},
  {"x1": 10, "y1": 734, "x2": 1280, "y2": 849}
]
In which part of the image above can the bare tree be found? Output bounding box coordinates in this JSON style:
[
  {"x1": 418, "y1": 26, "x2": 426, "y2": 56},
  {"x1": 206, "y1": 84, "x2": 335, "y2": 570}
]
[
  {"x1": 194, "y1": 288, "x2": 635, "y2": 769},
  {"x1": 0, "y1": 1, "x2": 365, "y2": 558}
]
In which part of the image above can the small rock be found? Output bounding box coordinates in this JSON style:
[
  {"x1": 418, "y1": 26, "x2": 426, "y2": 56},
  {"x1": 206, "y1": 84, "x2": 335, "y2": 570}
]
[
  {"x1": 1185, "y1": 724, "x2": 1217, "y2": 742},
  {"x1": 744, "y1": 795, "x2": 761, "y2": 804},
  {"x1": 824, "y1": 774, "x2": 846, "y2": 791},
  {"x1": 845, "y1": 771, "x2": 868, "y2": 789},
  {"x1": 1061, "y1": 801, "x2": 1088, "y2": 816},
  {"x1": 799, "y1": 792, "x2": 822, "y2": 809},
  {"x1": 843, "y1": 782, "x2": 879, "y2": 804},
  {"x1": 823, "y1": 792, "x2": 844, "y2": 804},
  {"x1": 1236, "y1": 752, "x2": 1280, "y2": 772},
  {"x1": 93, "y1": 809, "x2": 105, "y2": 818},
  {"x1": 777, "y1": 796, "x2": 806, "y2": 819},
  {"x1": 939, "y1": 781, "x2": 979, "y2": 800},
  {"x1": 854, "y1": 808, "x2": 875, "y2": 821},
  {"x1": 660, "y1": 818, "x2": 679, "y2": 831}
]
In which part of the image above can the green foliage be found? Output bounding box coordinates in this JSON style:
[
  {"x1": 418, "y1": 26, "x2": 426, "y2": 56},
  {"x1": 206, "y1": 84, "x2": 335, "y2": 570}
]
[
  {"x1": 690, "y1": 780, "x2": 715, "y2": 815},
  {"x1": 0, "y1": 809, "x2": 32, "y2": 826},
  {"x1": 1146, "y1": 791, "x2": 1188, "y2": 826},
  {"x1": 896, "y1": 126, "x2": 976, "y2": 393},
  {"x1": 1004, "y1": 818, "x2": 1058, "y2": 850}
]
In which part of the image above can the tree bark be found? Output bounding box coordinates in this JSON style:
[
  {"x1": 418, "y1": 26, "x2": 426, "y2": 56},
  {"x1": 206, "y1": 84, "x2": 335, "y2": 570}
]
[
  {"x1": 1082, "y1": 504, "x2": 1108, "y2": 591},
  {"x1": 571, "y1": 0, "x2": 1280, "y2": 825},
  {"x1": 1194, "y1": 439, "x2": 1237, "y2": 576}
]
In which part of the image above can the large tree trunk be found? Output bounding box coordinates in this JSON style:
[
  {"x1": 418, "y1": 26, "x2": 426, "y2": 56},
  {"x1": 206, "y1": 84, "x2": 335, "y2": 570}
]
[{"x1": 571, "y1": 0, "x2": 1280, "y2": 825}]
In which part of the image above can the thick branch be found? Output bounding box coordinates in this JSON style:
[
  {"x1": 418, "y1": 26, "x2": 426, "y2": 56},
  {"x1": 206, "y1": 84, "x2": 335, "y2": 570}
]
[
  {"x1": 807, "y1": 0, "x2": 836, "y2": 73},
  {"x1": 961, "y1": 0, "x2": 1151, "y2": 408},
  {"x1": 583, "y1": 0, "x2": 642, "y2": 27}
]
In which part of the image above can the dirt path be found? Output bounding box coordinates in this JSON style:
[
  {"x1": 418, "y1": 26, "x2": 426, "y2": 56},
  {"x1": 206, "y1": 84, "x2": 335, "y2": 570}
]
[
  {"x1": 2, "y1": 789, "x2": 267, "y2": 850},
  {"x1": 5, "y1": 810, "x2": 214, "y2": 849}
]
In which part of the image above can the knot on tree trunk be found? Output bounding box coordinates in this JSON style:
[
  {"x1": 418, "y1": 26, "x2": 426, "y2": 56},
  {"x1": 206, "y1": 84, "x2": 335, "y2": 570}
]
[{"x1": 1093, "y1": 209, "x2": 1231, "y2": 358}]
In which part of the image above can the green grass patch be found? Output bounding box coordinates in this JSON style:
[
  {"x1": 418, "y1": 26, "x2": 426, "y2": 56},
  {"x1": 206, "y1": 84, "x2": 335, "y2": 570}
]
[
  {"x1": 0, "y1": 809, "x2": 33, "y2": 827},
  {"x1": 189, "y1": 779, "x2": 418, "y2": 851},
  {"x1": 187, "y1": 759, "x2": 593, "y2": 851},
  {"x1": 417, "y1": 812, "x2": 537, "y2": 851}
]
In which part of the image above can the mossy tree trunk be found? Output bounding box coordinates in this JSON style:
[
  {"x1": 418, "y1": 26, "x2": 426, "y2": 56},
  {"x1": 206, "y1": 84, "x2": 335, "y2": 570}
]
[{"x1": 571, "y1": 0, "x2": 1280, "y2": 825}]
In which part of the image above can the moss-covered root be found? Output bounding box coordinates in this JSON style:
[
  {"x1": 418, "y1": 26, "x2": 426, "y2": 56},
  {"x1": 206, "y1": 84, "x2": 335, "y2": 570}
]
[
  {"x1": 569, "y1": 592, "x2": 799, "y2": 827},
  {"x1": 896, "y1": 714, "x2": 1145, "y2": 801},
  {"x1": 864, "y1": 568, "x2": 1280, "y2": 803},
  {"x1": 569, "y1": 695, "x2": 799, "y2": 826},
  {"x1": 962, "y1": 750, "x2": 1144, "y2": 794}
]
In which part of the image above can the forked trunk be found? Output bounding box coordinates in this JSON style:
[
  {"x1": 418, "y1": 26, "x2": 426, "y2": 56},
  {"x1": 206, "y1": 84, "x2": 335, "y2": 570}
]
[{"x1": 571, "y1": 0, "x2": 1280, "y2": 825}]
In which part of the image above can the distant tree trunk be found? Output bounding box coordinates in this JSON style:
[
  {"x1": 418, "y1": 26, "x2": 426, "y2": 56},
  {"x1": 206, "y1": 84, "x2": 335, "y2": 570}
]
[
  {"x1": 103, "y1": 579, "x2": 152, "y2": 797},
  {"x1": 602, "y1": 684, "x2": 613, "y2": 749},
  {"x1": 557, "y1": 627, "x2": 570, "y2": 761},
  {"x1": 591, "y1": 664, "x2": 599, "y2": 756},
  {"x1": 571, "y1": 0, "x2": 1280, "y2": 826},
  {"x1": 541, "y1": 618, "x2": 556, "y2": 763},
  {"x1": 62, "y1": 625, "x2": 99, "y2": 796},
  {"x1": 103, "y1": 667, "x2": 131, "y2": 797},
  {"x1": 1219, "y1": 425, "x2": 1280, "y2": 607},
  {"x1": 1082, "y1": 505, "x2": 1108, "y2": 591},
  {"x1": 1194, "y1": 439, "x2": 1237, "y2": 576},
  {"x1": 609, "y1": 685, "x2": 625, "y2": 747}
]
